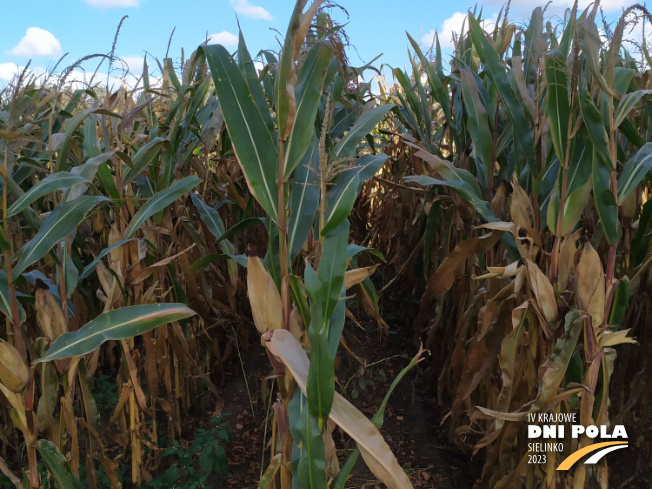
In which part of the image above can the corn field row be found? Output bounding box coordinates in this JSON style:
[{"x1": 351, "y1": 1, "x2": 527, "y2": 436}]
[{"x1": 1, "y1": 0, "x2": 651, "y2": 488}]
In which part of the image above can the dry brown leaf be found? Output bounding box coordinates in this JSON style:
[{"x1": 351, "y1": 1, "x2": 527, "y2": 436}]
[
  {"x1": 524, "y1": 260, "x2": 558, "y2": 323},
  {"x1": 344, "y1": 265, "x2": 379, "y2": 290},
  {"x1": 575, "y1": 241, "x2": 606, "y2": 327},
  {"x1": 247, "y1": 256, "x2": 283, "y2": 334},
  {"x1": 510, "y1": 176, "x2": 541, "y2": 260},
  {"x1": 265, "y1": 329, "x2": 413, "y2": 489},
  {"x1": 598, "y1": 329, "x2": 637, "y2": 348},
  {"x1": 429, "y1": 231, "x2": 504, "y2": 298}
]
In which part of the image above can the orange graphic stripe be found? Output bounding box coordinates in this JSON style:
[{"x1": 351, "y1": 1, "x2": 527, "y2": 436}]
[{"x1": 557, "y1": 441, "x2": 628, "y2": 471}]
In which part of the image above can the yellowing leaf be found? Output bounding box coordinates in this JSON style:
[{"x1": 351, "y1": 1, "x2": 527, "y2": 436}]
[{"x1": 510, "y1": 177, "x2": 541, "y2": 260}]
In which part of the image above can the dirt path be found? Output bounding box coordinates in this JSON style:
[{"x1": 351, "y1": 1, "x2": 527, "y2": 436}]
[{"x1": 215, "y1": 318, "x2": 478, "y2": 488}]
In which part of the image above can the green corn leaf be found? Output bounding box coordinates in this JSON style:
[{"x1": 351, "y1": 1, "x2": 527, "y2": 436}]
[
  {"x1": 608, "y1": 278, "x2": 630, "y2": 328},
  {"x1": 561, "y1": 180, "x2": 592, "y2": 235},
  {"x1": 13, "y1": 195, "x2": 108, "y2": 278},
  {"x1": 55, "y1": 108, "x2": 120, "y2": 172},
  {"x1": 36, "y1": 440, "x2": 83, "y2": 489},
  {"x1": 0, "y1": 271, "x2": 26, "y2": 323},
  {"x1": 289, "y1": 275, "x2": 311, "y2": 328},
  {"x1": 35, "y1": 303, "x2": 196, "y2": 363},
  {"x1": 333, "y1": 105, "x2": 393, "y2": 160},
  {"x1": 304, "y1": 264, "x2": 335, "y2": 425},
  {"x1": 237, "y1": 30, "x2": 275, "y2": 134},
  {"x1": 318, "y1": 220, "x2": 349, "y2": 322},
  {"x1": 122, "y1": 137, "x2": 169, "y2": 184},
  {"x1": 460, "y1": 69, "x2": 493, "y2": 173},
  {"x1": 614, "y1": 90, "x2": 652, "y2": 128},
  {"x1": 592, "y1": 151, "x2": 622, "y2": 245},
  {"x1": 77, "y1": 239, "x2": 136, "y2": 284},
  {"x1": 347, "y1": 244, "x2": 385, "y2": 262},
  {"x1": 284, "y1": 43, "x2": 332, "y2": 179},
  {"x1": 632, "y1": 199, "x2": 652, "y2": 266},
  {"x1": 288, "y1": 137, "x2": 320, "y2": 259},
  {"x1": 64, "y1": 151, "x2": 115, "y2": 202},
  {"x1": 545, "y1": 50, "x2": 570, "y2": 165},
  {"x1": 468, "y1": 13, "x2": 536, "y2": 176},
  {"x1": 321, "y1": 173, "x2": 359, "y2": 236},
  {"x1": 407, "y1": 33, "x2": 455, "y2": 137},
  {"x1": 288, "y1": 391, "x2": 328, "y2": 489},
  {"x1": 618, "y1": 142, "x2": 652, "y2": 205},
  {"x1": 404, "y1": 175, "x2": 494, "y2": 222},
  {"x1": 201, "y1": 44, "x2": 279, "y2": 222},
  {"x1": 7, "y1": 173, "x2": 90, "y2": 217},
  {"x1": 125, "y1": 176, "x2": 201, "y2": 237},
  {"x1": 191, "y1": 193, "x2": 227, "y2": 239}
]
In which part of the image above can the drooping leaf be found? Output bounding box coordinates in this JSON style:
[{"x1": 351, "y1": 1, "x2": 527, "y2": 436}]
[
  {"x1": 124, "y1": 176, "x2": 201, "y2": 237},
  {"x1": 7, "y1": 173, "x2": 90, "y2": 217},
  {"x1": 618, "y1": 142, "x2": 652, "y2": 204},
  {"x1": 13, "y1": 196, "x2": 108, "y2": 278},
  {"x1": 35, "y1": 304, "x2": 196, "y2": 363},
  {"x1": 333, "y1": 105, "x2": 393, "y2": 160}
]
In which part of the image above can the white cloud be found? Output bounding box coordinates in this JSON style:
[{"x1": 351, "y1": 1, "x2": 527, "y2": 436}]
[
  {"x1": 422, "y1": 12, "x2": 498, "y2": 50},
  {"x1": 207, "y1": 31, "x2": 239, "y2": 47},
  {"x1": 83, "y1": 0, "x2": 142, "y2": 7},
  {"x1": 120, "y1": 55, "x2": 145, "y2": 74},
  {"x1": 230, "y1": 0, "x2": 273, "y2": 21},
  {"x1": 0, "y1": 63, "x2": 22, "y2": 81},
  {"x1": 11, "y1": 27, "x2": 62, "y2": 58}
]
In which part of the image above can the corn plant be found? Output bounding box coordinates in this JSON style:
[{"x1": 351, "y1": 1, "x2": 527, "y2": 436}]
[
  {"x1": 197, "y1": 1, "x2": 427, "y2": 487},
  {"x1": 0, "y1": 40, "x2": 251, "y2": 487},
  {"x1": 381, "y1": 2, "x2": 652, "y2": 487}
]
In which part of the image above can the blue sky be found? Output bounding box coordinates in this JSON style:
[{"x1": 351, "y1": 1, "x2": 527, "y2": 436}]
[{"x1": 0, "y1": 0, "x2": 640, "y2": 88}]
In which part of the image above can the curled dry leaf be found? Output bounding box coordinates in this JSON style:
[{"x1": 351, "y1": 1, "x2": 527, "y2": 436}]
[
  {"x1": 430, "y1": 231, "x2": 504, "y2": 298},
  {"x1": 510, "y1": 176, "x2": 541, "y2": 260},
  {"x1": 524, "y1": 260, "x2": 558, "y2": 324},
  {"x1": 0, "y1": 339, "x2": 29, "y2": 393},
  {"x1": 265, "y1": 329, "x2": 414, "y2": 489},
  {"x1": 35, "y1": 288, "x2": 67, "y2": 342},
  {"x1": 344, "y1": 265, "x2": 379, "y2": 290},
  {"x1": 247, "y1": 256, "x2": 283, "y2": 334},
  {"x1": 575, "y1": 240, "x2": 606, "y2": 327},
  {"x1": 598, "y1": 329, "x2": 637, "y2": 348}
]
